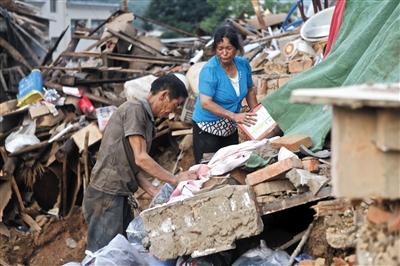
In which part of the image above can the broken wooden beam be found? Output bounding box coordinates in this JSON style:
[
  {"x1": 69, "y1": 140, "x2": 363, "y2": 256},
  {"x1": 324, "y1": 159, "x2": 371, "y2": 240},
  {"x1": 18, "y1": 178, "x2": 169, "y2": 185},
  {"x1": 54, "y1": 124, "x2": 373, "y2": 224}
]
[
  {"x1": 0, "y1": 37, "x2": 32, "y2": 70},
  {"x1": 106, "y1": 28, "x2": 162, "y2": 56},
  {"x1": 171, "y1": 128, "x2": 193, "y2": 136},
  {"x1": 41, "y1": 25, "x2": 69, "y2": 66},
  {"x1": 259, "y1": 186, "x2": 332, "y2": 215},
  {"x1": 61, "y1": 51, "x2": 188, "y2": 64}
]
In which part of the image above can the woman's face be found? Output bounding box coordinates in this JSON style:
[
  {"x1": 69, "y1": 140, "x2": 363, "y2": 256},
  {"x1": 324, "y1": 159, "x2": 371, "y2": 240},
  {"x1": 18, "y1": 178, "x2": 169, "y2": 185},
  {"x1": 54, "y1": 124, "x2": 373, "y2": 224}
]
[{"x1": 215, "y1": 37, "x2": 237, "y2": 65}]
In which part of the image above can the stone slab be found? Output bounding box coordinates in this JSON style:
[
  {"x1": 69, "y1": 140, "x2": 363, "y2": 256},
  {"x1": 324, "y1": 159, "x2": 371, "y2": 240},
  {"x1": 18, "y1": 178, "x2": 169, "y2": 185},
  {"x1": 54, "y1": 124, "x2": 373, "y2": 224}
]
[{"x1": 140, "y1": 185, "x2": 263, "y2": 260}]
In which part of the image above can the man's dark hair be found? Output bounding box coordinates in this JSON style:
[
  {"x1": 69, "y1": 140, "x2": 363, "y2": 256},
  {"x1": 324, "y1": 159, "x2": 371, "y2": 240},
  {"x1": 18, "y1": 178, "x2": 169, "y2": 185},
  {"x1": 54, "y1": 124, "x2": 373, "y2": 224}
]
[
  {"x1": 150, "y1": 74, "x2": 188, "y2": 99},
  {"x1": 212, "y1": 25, "x2": 243, "y2": 54}
]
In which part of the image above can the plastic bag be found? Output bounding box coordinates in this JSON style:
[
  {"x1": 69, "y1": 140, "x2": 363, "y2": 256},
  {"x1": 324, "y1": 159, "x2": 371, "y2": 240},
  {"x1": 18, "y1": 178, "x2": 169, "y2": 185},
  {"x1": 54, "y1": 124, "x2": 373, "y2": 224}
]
[
  {"x1": 5, "y1": 119, "x2": 40, "y2": 153},
  {"x1": 232, "y1": 241, "x2": 290, "y2": 266},
  {"x1": 126, "y1": 216, "x2": 146, "y2": 245},
  {"x1": 149, "y1": 183, "x2": 174, "y2": 207},
  {"x1": 96, "y1": 106, "x2": 117, "y2": 131},
  {"x1": 131, "y1": 243, "x2": 176, "y2": 266},
  {"x1": 81, "y1": 234, "x2": 147, "y2": 266},
  {"x1": 126, "y1": 184, "x2": 174, "y2": 245},
  {"x1": 124, "y1": 75, "x2": 157, "y2": 101}
]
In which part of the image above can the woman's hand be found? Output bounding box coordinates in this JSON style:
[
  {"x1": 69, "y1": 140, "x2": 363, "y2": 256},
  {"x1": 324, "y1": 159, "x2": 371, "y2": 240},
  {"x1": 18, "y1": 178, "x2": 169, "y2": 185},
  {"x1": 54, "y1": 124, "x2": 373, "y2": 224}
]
[{"x1": 233, "y1": 112, "x2": 257, "y2": 127}]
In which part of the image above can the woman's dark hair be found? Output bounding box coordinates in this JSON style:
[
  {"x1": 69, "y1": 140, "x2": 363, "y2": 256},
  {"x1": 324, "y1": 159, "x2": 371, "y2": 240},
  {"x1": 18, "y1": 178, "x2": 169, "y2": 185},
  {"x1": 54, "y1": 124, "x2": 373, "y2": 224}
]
[
  {"x1": 150, "y1": 74, "x2": 188, "y2": 99},
  {"x1": 212, "y1": 25, "x2": 243, "y2": 54}
]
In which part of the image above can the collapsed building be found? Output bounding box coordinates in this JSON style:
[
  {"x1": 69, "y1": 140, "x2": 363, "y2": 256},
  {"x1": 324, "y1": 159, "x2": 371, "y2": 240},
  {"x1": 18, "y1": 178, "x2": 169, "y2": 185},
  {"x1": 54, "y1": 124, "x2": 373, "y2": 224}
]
[{"x1": 0, "y1": 0, "x2": 399, "y2": 265}]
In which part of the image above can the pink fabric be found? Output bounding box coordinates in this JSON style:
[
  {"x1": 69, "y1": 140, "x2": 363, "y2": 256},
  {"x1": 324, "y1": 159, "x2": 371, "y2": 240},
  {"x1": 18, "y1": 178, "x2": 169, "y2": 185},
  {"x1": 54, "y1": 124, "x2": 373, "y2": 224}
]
[{"x1": 168, "y1": 139, "x2": 269, "y2": 202}]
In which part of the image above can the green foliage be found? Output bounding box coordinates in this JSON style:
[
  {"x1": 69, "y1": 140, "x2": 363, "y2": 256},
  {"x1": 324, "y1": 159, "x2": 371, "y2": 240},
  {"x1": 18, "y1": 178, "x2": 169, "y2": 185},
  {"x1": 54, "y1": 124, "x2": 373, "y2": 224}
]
[
  {"x1": 264, "y1": 0, "x2": 292, "y2": 14},
  {"x1": 143, "y1": 0, "x2": 292, "y2": 36},
  {"x1": 144, "y1": 0, "x2": 213, "y2": 34},
  {"x1": 200, "y1": 0, "x2": 254, "y2": 33}
]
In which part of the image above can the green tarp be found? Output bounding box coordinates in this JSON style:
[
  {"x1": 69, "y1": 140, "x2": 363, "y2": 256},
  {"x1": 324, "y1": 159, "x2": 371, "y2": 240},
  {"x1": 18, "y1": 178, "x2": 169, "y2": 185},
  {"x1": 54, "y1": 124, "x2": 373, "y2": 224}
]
[{"x1": 262, "y1": 0, "x2": 400, "y2": 150}]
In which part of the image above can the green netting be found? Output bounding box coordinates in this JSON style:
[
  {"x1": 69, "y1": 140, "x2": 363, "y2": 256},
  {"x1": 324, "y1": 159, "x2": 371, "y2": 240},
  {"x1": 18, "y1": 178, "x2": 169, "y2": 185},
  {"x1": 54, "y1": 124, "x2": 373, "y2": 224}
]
[{"x1": 261, "y1": 0, "x2": 400, "y2": 150}]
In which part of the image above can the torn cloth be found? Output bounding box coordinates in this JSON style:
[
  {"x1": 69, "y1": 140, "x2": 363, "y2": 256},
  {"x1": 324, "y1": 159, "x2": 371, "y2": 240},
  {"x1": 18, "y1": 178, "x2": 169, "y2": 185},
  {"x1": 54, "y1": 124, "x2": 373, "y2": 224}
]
[{"x1": 169, "y1": 139, "x2": 269, "y2": 202}]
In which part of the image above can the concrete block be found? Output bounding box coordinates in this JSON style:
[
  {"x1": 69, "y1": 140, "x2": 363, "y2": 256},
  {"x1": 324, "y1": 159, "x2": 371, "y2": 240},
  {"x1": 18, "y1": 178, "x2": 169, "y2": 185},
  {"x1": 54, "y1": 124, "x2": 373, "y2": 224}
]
[
  {"x1": 332, "y1": 108, "x2": 400, "y2": 198},
  {"x1": 246, "y1": 157, "x2": 303, "y2": 186},
  {"x1": 140, "y1": 185, "x2": 263, "y2": 260},
  {"x1": 286, "y1": 168, "x2": 328, "y2": 195},
  {"x1": 271, "y1": 134, "x2": 312, "y2": 152}
]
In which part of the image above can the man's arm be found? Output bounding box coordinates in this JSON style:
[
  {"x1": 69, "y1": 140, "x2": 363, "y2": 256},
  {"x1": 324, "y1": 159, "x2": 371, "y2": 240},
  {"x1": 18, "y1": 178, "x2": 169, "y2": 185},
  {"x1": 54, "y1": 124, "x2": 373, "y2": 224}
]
[
  {"x1": 129, "y1": 135, "x2": 177, "y2": 185},
  {"x1": 136, "y1": 171, "x2": 159, "y2": 197}
]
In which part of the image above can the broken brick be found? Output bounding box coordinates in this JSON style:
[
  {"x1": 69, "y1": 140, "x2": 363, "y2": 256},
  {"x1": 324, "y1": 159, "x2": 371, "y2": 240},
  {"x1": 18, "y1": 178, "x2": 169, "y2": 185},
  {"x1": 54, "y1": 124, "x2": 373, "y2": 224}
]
[
  {"x1": 388, "y1": 212, "x2": 400, "y2": 232},
  {"x1": 367, "y1": 205, "x2": 393, "y2": 225},
  {"x1": 271, "y1": 135, "x2": 312, "y2": 152},
  {"x1": 302, "y1": 157, "x2": 320, "y2": 173},
  {"x1": 246, "y1": 157, "x2": 303, "y2": 186},
  {"x1": 288, "y1": 57, "x2": 313, "y2": 73},
  {"x1": 299, "y1": 260, "x2": 315, "y2": 266}
]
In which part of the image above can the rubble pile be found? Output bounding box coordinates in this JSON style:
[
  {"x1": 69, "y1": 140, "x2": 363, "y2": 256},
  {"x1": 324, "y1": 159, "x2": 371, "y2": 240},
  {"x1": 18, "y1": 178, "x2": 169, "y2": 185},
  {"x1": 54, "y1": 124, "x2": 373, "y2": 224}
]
[{"x1": 1, "y1": 0, "x2": 398, "y2": 265}]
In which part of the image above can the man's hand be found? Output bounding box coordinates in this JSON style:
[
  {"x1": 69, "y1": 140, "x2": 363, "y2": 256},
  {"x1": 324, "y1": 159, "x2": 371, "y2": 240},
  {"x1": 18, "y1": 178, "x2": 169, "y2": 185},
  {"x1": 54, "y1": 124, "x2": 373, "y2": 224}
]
[
  {"x1": 136, "y1": 171, "x2": 160, "y2": 197},
  {"x1": 175, "y1": 170, "x2": 198, "y2": 184}
]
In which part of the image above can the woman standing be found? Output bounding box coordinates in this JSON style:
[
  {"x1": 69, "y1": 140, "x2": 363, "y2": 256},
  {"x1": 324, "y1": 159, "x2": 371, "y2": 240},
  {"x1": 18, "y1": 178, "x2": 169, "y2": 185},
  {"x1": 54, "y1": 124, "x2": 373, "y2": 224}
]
[{"x1": 192, "y1": 25, "x2": 258, "y2": 163}]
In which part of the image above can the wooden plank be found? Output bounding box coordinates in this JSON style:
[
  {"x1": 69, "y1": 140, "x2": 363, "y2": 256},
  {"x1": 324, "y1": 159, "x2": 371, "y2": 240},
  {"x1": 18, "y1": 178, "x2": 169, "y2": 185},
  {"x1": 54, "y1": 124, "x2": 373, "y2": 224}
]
[
  {"x1": 0, "y1": 71, "x2": 9, "y2": 92},
  {"x1": 39, "y1": 65, "x2": 149, "y2": 74},
  {"x1": 291, "y1": 83, "x2": 400, "y2": 108},
  {"x1": 271, "y1": 135, "x2": 313, "y2": 152},
  {"x1": 41, "y1": 26, "x2": 69, "y2": 66},
  {"x1": 21, "y1": 213, "x2": 41, "y2": 232},
  {"x1": 246, "y1": 157, "x2": 303, "y2": 186},
  {"x1": 88, "y1": 10, "x2": 122, "y2": 36},
  {"x1": 0, "y1": 181, "x2": 11, "y2": 222},
  {"x1": 171, "y1": 129, "x2": 193, "y2": 136},
  {"x1": 12, "y1": 13, "x2": 48, "y2": 31},
  {"x1": 332, "y1": 107, "x2": 400, "y2": 198},
  {"x1": 226, "y1": 19, "x2": 258, "y2": 37},
  {"x1": 375, "y1": 109, "x2": 400, "y2": 151},
  {"x1": 9, "y1": 23, "x2": 41, "y2": 66},
  {"x1": 61, "y1": 51, "x2": 188, "y2": 64},
  {"x1": 72, "y1": 34, "x2": 100, "y2": 40},
  {"x1": 259, "y1": 186, "x2": 332, "y2": 215},
  {"x1": 251, "y1": 0, "x2": 266, "y2": 29},
  {"x1": 106, "y1": 28, "x2": 161, "y2": 56},
  {"x1": 11, "y1": 20, "x2": 47, "y2": 53},
  {"x1": 0, "y1": 37, "x2": 32, "y2": 70},
  {"x1": 71, "y1": 123, "x2": 103, "y2": 152},
  {"x1": 84, "y1": 35, "x2": 113, "y2": 51}
]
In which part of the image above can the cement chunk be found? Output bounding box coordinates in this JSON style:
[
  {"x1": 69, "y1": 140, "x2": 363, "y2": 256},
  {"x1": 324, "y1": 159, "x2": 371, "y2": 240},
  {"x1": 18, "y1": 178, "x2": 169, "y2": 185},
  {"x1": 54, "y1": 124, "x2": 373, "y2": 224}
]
[{"x1": 140, "y1": 185, "x2": 263, "y2": 260}]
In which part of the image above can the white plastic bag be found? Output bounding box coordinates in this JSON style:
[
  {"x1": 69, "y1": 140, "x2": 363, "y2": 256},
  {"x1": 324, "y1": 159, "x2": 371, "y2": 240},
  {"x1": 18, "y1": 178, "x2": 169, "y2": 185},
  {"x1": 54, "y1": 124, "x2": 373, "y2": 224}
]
[
  {"x1": 5, "y1": 119, "x2": 40, "y2": 153},
  {"x1": 232, "y1": 241, "x2": 290, "y2": 266},
  {"x1": 81, "y1": 234, "x2": 147, "y2": 266}
]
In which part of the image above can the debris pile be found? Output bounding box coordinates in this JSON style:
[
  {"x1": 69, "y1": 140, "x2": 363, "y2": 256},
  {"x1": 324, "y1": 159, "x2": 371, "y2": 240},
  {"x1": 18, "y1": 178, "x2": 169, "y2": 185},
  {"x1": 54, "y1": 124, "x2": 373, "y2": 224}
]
[
  {"x1": 1, "y1": 0, "x2": 398, "y2": 265},
  {"x1": 293, "y1": 82, "x2": 400, "y2": 265}
]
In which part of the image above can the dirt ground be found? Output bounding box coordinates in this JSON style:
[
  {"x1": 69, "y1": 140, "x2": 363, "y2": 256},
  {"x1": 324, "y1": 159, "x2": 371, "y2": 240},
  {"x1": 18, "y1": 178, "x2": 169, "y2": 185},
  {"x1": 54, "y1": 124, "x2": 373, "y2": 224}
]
[
  {"x1": 0, "y1": 208, "x2": 86, "y2": 266},
  {"x1": 0, "y1": 145, "x2": 192, "y2": 266}
]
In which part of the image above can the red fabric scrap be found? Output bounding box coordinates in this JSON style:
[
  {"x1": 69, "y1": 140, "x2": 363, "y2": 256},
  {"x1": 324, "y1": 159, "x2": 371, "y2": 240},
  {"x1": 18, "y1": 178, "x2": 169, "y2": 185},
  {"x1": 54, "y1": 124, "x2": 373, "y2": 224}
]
[{"x1": 324, "y1": 0, "x2": 346, "y2": 57}]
